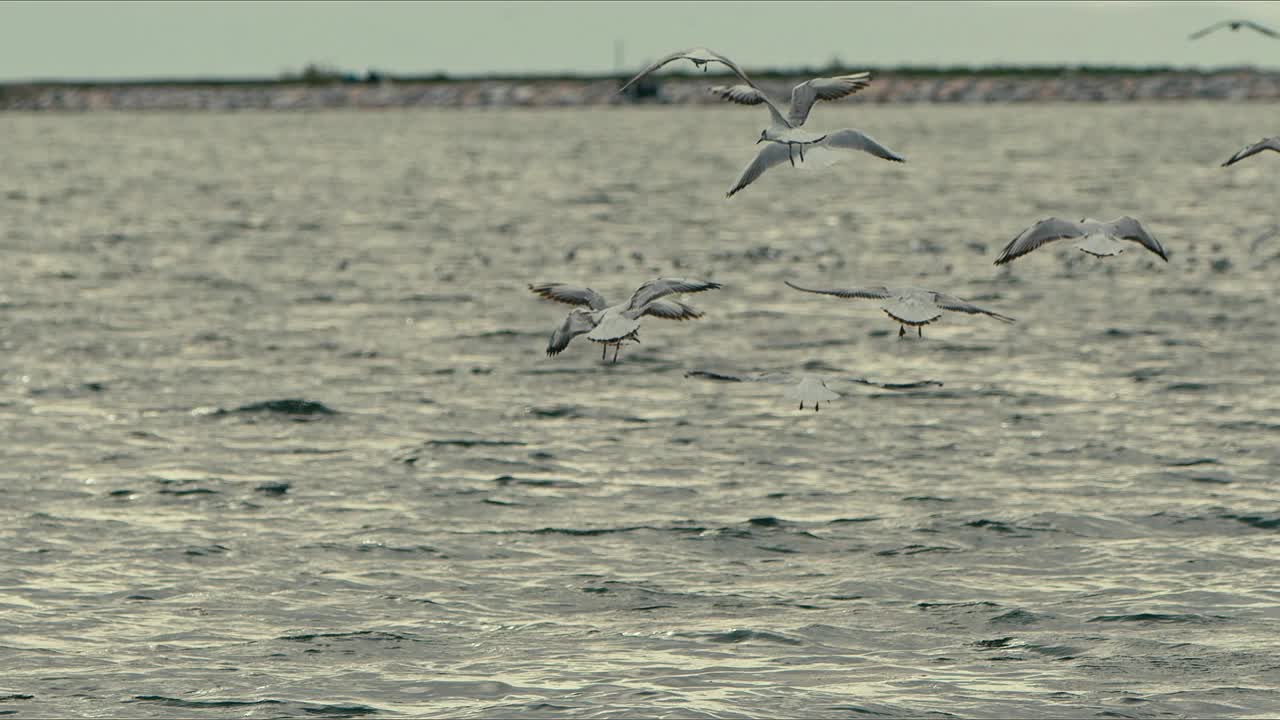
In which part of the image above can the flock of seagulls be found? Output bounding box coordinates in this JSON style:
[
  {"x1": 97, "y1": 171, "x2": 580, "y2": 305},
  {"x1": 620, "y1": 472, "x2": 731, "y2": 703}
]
[{"x1": 528, "y1": 30, "x2": 1277, "y2": 411}]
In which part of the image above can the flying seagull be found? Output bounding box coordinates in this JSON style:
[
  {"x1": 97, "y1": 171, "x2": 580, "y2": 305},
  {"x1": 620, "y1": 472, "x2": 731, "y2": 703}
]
[
  {"x1": 1189, "y1": 20, "x2": 1279, "y2": 40},
  {"x1": 712, "y1": 71, "x2": 903, "y2": 195},
  {"x1": 1221, "y1": 137, "x2": 1280, "y2": 166},
  {"x1": 710, "y1": 71, "x2": 873, "y2": 130},
  {"x1": 711, "y1": 71, "x2": 874, "y2": 159},
  {"x1": 995, "y1": 217, "x2": 1168, "y2": 265},
  {"x1": 785, "y1": 281, "x2": 1015, "y2": 338},
  {"x1": 726, "y1": 130, "x2": 904, "y2": 197},
  {"x1": 685, "y1": 369, "x2": 943, "y2": 412},
  {"x1": 618, "y1": 47, "x2": 756, "y2": 94},
  {"x1": 530, "y1": 278, "x2": 722, "y2": 363}
]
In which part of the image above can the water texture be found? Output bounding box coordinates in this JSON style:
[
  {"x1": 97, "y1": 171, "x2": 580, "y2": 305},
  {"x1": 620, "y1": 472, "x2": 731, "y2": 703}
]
[{"x1": 1, "y1": 104, "x2": 1279, "y2": 718}]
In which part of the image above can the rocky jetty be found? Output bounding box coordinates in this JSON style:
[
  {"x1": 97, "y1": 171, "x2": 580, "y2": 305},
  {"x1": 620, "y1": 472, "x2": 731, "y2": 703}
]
[{"x1": 3, "y1": 69, "x2": 1279, "y2": 111}]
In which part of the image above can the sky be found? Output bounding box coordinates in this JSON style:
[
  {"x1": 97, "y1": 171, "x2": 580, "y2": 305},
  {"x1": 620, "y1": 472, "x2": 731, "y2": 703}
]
[{"x1": 3, "y1": 0, "x2": 1280, "y2": 81}]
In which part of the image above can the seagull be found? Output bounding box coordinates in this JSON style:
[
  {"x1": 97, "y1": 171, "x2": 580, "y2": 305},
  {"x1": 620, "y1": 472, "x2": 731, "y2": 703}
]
[
  {"x1": 530, "y1": 278, "x2": 722, "y2": 363},
  {"x1": 1222, "y1": 137, "x2": 1280, "y2": 166},
  {"x1": 995, "y1": 217, "x2": 1168, "y2": 265},
  {"x1": 712, "y1": 71, "x2": 903, "y2": 195},
  {"x1": 785, "y1": 281, "x2": 1015, "y2": 338},
  {"x1": 726, "y1": 130, "x2": 904, "y2": 197},
  {"x1": 711, "y1": 70, "x2": 874, "y2": 157},
  {"x1": 618, "y1": 49, "x2": 902, "y2": 193},
  {"x1": 1188, "y1": 19, "x2": 1279, "y2": 40},
  {"x1": 618, "y1": 47, "x2": 757, "y2": 94},
  {"x1": 685, "y1": 369, "x2": 943, "y2": 412},
  {"x1": 710, "y1": 71, "x2": 873, "y2": 129}
]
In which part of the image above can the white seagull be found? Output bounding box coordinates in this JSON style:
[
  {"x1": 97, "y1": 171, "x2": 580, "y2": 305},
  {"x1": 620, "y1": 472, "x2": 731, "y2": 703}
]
[
  {"x1": 785, "y1": 281, "x2": 1015, "y2": 338},
  {"x1": 995, "y1": 217, "x2": 1168, "y2": 265},
  {"x1": 1188, "y1": 19, "x2": 1279, "y2": 40},
  {"x1": 709, "y1": 71, "x2": 873, "y2": 129},
  {"x1": 685, "y1": 369, "x2": 943, "y2": 412},
  {"x1": 618, "y1": 47, "x2": 757, "y2": 94},
  {"x1": 530, "y1": 278, "x2": 722, "y2": 363},
  {"x1": 1222, "y1": 137, "x2": 1280, "y2": 167},
  {"x1": 726, "y1": 130, "x2": 905, "y2": 197},
  {"x1": 716, "y1": 70, "x2": 904, "y2": 196}
]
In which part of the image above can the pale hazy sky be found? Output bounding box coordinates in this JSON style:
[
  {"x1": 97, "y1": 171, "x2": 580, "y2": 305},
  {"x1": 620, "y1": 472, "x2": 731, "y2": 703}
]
[{"x1": 3, "y1": 0, "x2": 1280, "y2": 81}]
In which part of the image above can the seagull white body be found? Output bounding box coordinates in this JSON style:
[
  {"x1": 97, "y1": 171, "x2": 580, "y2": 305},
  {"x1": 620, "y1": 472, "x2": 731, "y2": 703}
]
[
  {"x1": 996, "y1": 217, "x2": 1168, "y2": 265},
  {"x1": 1188, "y1": 19, "x2": 1279, "y2": 40},
  {"x1": 530, "y1": 278, "x2": 722, "y2": 363},
  {"x1": 1222, "y1": 137, "x2": 1280, "y2": 166},
  {"x1": 685, "y1": 369, "x2": 943, "y2": 412},
  {"x1": 785, "y1": 281, "x2": 1015, "y2": 338}
]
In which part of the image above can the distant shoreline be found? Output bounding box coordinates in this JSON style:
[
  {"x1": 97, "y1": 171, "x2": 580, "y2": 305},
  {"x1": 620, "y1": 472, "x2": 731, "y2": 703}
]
[{"x1": 4, "y1": 66, "x2": 1279, "y2": 111}]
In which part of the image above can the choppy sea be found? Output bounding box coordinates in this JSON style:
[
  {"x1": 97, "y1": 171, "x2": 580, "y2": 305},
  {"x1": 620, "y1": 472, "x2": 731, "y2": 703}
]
[{"x1": 2, "y1": 102, "x2": 1279, "y2": 718}]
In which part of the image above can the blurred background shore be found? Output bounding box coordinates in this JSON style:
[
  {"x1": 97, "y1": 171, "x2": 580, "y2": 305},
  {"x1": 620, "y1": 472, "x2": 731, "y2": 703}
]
[{"x1": 5, "y1": 65, "x2": 1280, "y2": 111}]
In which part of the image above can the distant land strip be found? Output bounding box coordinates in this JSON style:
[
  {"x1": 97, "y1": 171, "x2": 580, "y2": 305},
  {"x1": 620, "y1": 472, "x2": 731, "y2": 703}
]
[{"x1": 3, "y1": 66, "x2": 1280, "y2": 110}]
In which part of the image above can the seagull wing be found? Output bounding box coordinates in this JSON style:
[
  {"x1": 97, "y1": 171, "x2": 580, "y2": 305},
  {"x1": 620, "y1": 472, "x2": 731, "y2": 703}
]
[
  {"x1": 787, "y1": 72, "x2": 872, "y2": 126},
  {"x1": 626, "y1": 277, "x2": 722, "y2": 313},
  {"x1": 994, "y1": 217, "x2": 1086, "y2": 265},
  {"x1": 707, "y1": 82, "x2": 793, "y2": 127},
  {"x1": 708, "y1": 83, "x2": 769, "y2": 105},
  {"x1": 643, "y1": 299, "x2": 704, "y2": 321},
  {"x1": 1242, "y1": 20, "x2": 1280, "y2": 37},
  {"x1": 1222, "y1": 136, "x2": 1280, "y2": 166},
  {"x1": 1188, "y1": 20, "x2": 1231, "y2": 39},
  {"x1": 1104, "y1": 216, "x2": 1169, "y2": 262},
  {"x1": 546, "y1": 310, "x2": 597, "y2": 356},
  {"x1": 784, "y1": 280, "x2": 893, "y2": 300},
  {"x1": 529, "y1": 283, "x2": 609, "y2": 310},
  {"x1": 726, "y1": 142, "x2": 795, "y2": 198},
  {"x1": 931, "y1": 292, "x2": 1017, "y2": 323},
  {"x1": 819, "y1": 129, "x2": 906, "y2": 162},
  {"x1": 618, "y1": 48, "x2": 700, "y2": 93}
]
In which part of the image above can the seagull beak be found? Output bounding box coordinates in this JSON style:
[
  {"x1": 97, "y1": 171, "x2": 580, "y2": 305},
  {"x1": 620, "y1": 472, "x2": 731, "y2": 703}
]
[{"x1": 756, "y1": 137, "x2": 764, "y2": 144}]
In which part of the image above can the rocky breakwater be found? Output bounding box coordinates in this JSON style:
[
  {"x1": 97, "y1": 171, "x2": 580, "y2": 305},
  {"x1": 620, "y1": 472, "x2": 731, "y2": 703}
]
[{"x1": 3, "y1": 69, "x2": 1279, "y2": 111}]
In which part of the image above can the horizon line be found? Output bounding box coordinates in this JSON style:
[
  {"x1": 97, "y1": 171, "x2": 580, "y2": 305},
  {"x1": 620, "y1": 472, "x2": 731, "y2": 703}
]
[{"x1": 4, "y1": 62, "x2": 1280, "y2": 87}]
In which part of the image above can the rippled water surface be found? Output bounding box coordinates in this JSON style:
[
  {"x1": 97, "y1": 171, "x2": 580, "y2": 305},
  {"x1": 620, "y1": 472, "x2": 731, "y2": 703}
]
[{"x1": 3, "y1": 104, "x2": 1280, "y2": 718}]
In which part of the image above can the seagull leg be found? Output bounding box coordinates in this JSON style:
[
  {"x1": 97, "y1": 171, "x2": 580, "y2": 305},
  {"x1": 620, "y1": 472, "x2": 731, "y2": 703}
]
[
  {"x1": 814, "y1": 402, "x2": 820, "y2": 412},
  {"x1": 799, "y1": 143, "x2": 805, "y2": 163},
  {"x1": 899, "y1": 325, "x2": 906, "y2": 338},
  {"x1": 602, "y1": 344, "x2": 607, "y2": 362},
  {"x1": 612, "y1": 345, "x2": 620, "y2": 364},
  {"x1": 788, "y1": 144, "x2": 795, "y2": 167},
  {"x1": 918, "y1": 326, "x2": 923, "y2": 338},
  {"x1": 798, "y1": 402, "x2": 804, "y2": 411}
]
